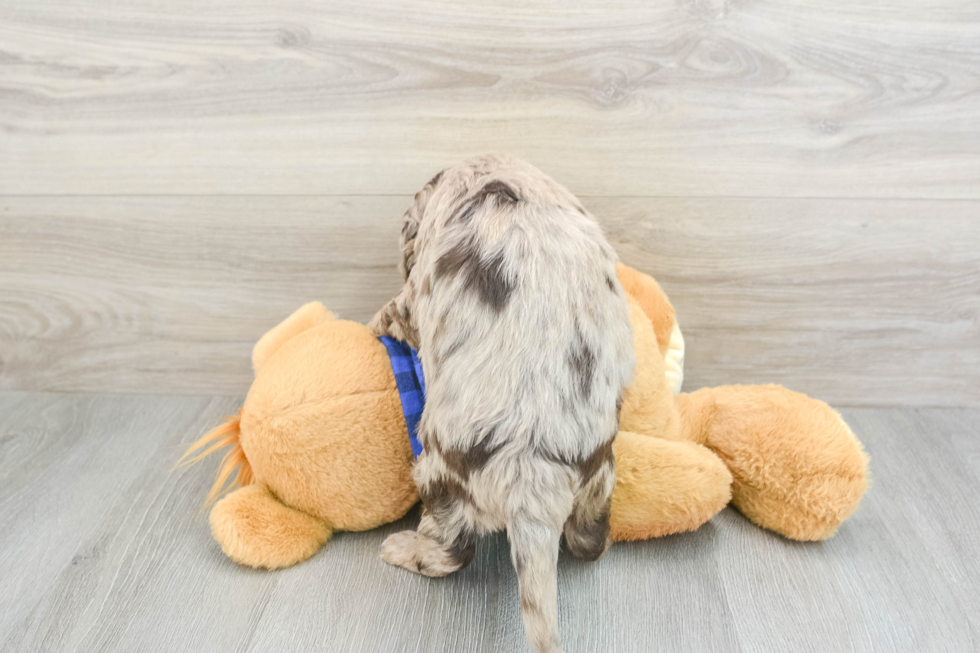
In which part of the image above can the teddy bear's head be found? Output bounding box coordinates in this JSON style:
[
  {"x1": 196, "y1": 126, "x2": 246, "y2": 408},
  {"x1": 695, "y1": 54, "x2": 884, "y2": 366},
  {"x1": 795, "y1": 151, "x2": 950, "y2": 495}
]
[{"x1": 240, "y1": 309, "x2": 419, "y2": 532}]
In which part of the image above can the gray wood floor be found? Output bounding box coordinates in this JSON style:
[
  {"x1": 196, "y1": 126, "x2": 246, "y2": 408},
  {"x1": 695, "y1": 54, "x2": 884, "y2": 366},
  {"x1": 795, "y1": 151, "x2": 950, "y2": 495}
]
[{"x1": 1, "y1": 391, "x2": 977, "y2": 652}]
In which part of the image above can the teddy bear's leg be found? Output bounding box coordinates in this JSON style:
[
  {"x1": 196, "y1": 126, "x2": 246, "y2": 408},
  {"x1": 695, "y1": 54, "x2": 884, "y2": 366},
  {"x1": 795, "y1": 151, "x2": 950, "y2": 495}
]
[
  {"x1": 677, "y1": 385, "x2": 869, "y2": 541},
  {"x1": 610, "y1": 431, "x2": 733, "y2": 541},
  {"x1": 209, "y1": 484, "x2": 332, "y2": 569}
]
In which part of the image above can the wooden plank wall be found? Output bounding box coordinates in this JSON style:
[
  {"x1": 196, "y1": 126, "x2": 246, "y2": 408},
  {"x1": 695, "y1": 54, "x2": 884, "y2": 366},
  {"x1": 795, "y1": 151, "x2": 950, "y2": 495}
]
[{"x1": 1, "y1": 0, "x2": 978, "y2": 405}]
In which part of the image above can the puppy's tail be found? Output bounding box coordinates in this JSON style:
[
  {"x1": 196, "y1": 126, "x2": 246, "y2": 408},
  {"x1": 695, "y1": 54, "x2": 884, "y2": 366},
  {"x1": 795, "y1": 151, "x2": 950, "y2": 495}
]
[
  {"x1": 176, "y1": 410, "x2": 253, "y2": 510},
  {"x1": 507, "y1": 518, "x2": 564, "y2": 653}
]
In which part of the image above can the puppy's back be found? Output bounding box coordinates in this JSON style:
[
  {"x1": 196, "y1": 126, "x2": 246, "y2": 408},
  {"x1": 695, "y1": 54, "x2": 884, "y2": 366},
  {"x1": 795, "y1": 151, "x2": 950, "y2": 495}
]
[
  {"x1": 416, "y1": 172, "x2": 634, "y2": 468},
  {"x1": 409, "y1": 156, "x2": 635, "y2": 653}
]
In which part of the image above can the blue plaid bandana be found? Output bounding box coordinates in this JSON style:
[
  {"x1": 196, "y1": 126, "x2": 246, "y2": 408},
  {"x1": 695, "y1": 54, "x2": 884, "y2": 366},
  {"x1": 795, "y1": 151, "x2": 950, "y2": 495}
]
[{"x1": 378, "y1": 336, "x2": 426, "y2": 458}]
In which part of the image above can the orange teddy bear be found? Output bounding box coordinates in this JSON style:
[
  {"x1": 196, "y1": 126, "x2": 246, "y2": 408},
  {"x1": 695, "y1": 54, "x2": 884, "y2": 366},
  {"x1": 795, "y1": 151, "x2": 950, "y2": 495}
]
[{"x1": 182, "y1": 265, "x2": 869, "y2": 569}]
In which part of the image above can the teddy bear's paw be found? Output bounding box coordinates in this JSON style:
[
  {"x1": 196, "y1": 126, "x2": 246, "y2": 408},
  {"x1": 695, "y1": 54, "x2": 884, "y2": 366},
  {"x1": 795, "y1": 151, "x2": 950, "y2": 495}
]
[{"x1": 381, "y1": 530, "x2": 460, "y2": 577}]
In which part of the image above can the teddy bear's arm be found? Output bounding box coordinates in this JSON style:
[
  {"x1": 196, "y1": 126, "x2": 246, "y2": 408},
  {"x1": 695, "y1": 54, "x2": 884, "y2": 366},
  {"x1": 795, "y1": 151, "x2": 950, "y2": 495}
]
[{"x1": 676, "y1": 385, "x2": 869, "y2": 541}]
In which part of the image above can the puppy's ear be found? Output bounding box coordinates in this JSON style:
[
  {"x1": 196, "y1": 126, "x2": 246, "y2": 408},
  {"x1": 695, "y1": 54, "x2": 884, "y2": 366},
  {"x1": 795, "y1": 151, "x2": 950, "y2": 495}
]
[
  {"x1": 399, "y1": 211, "x2": 420, "y2": 279},
  {"x1": 399, "y1": 169, "x2": 444, "y2": 279}
]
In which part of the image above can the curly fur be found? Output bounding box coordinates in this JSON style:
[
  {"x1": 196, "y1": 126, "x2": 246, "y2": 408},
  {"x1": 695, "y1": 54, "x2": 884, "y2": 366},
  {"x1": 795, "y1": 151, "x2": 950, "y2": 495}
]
[{"x1": 371, "y1": 154, "x2": 635, "y2": 653}]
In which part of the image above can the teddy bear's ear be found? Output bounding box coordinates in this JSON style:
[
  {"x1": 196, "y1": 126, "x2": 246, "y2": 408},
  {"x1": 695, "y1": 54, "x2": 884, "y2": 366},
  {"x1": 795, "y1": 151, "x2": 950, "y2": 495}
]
[
  {"x1": 616, "y1": 263, "x2": 685, "y2": 393},
  {"x1": 252, "y1": 302, "x2": 335, "y2": 374},
  {"x1": 615, "y1": 263, "x2": 677, "y2": 355}
]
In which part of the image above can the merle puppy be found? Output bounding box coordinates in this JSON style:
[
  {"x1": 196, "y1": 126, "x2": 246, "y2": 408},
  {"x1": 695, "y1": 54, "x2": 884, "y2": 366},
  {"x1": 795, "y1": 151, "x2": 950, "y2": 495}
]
[{"x1": 370, "y1": 155, "x2": 634, "y2": 653}]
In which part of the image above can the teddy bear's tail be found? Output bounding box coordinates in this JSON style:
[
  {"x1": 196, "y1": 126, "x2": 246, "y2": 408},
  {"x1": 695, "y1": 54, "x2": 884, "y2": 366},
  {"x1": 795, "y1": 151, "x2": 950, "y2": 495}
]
[{"x1": 177, "y1": 410, "x2": 254, "y2": 508}]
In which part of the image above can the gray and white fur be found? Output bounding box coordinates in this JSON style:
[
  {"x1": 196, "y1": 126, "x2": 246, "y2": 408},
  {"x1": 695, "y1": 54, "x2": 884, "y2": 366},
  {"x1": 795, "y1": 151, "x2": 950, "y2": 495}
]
[{"x1": 370, "y1": 155, "x2": 635, "y2": 653}]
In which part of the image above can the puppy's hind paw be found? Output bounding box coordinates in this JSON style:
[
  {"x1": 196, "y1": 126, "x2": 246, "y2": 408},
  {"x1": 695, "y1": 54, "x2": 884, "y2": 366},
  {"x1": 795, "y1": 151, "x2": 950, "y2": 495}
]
[{"x1": 380, "y1": 530, "x2": 422, "y2": 572}]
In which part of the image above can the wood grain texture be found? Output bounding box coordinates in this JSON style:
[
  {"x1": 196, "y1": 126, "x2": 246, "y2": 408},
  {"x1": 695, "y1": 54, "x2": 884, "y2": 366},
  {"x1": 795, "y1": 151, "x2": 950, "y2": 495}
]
[
  {"x1": 1, "y1": 392, "x2": 978, "y2": 652},
  {"x1": 1, "y1": 0, "x2": 979, "y2": 197},
  {"x1": 603, "y1": 197, "x2": 980, "y2": 407},
  {"x1": 715, "y1": 406, "x2": 980, "y2": 653},
  {"x1": 1, "y1": 196, "x2": 977, "y2": 405}
]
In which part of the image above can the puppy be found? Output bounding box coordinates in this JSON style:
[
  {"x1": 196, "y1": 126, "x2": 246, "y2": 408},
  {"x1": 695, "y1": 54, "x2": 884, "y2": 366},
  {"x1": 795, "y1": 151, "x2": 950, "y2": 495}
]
[{"x1": 370, "y1": 155, "x2": 634, "y2": 653}]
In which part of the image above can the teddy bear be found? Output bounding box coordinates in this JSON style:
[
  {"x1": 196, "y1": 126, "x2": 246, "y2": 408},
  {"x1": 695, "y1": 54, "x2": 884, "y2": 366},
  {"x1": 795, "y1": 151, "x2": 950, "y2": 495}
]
[{"x1": 181, "y1": 265, "x2": 869, "y2": 569}]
